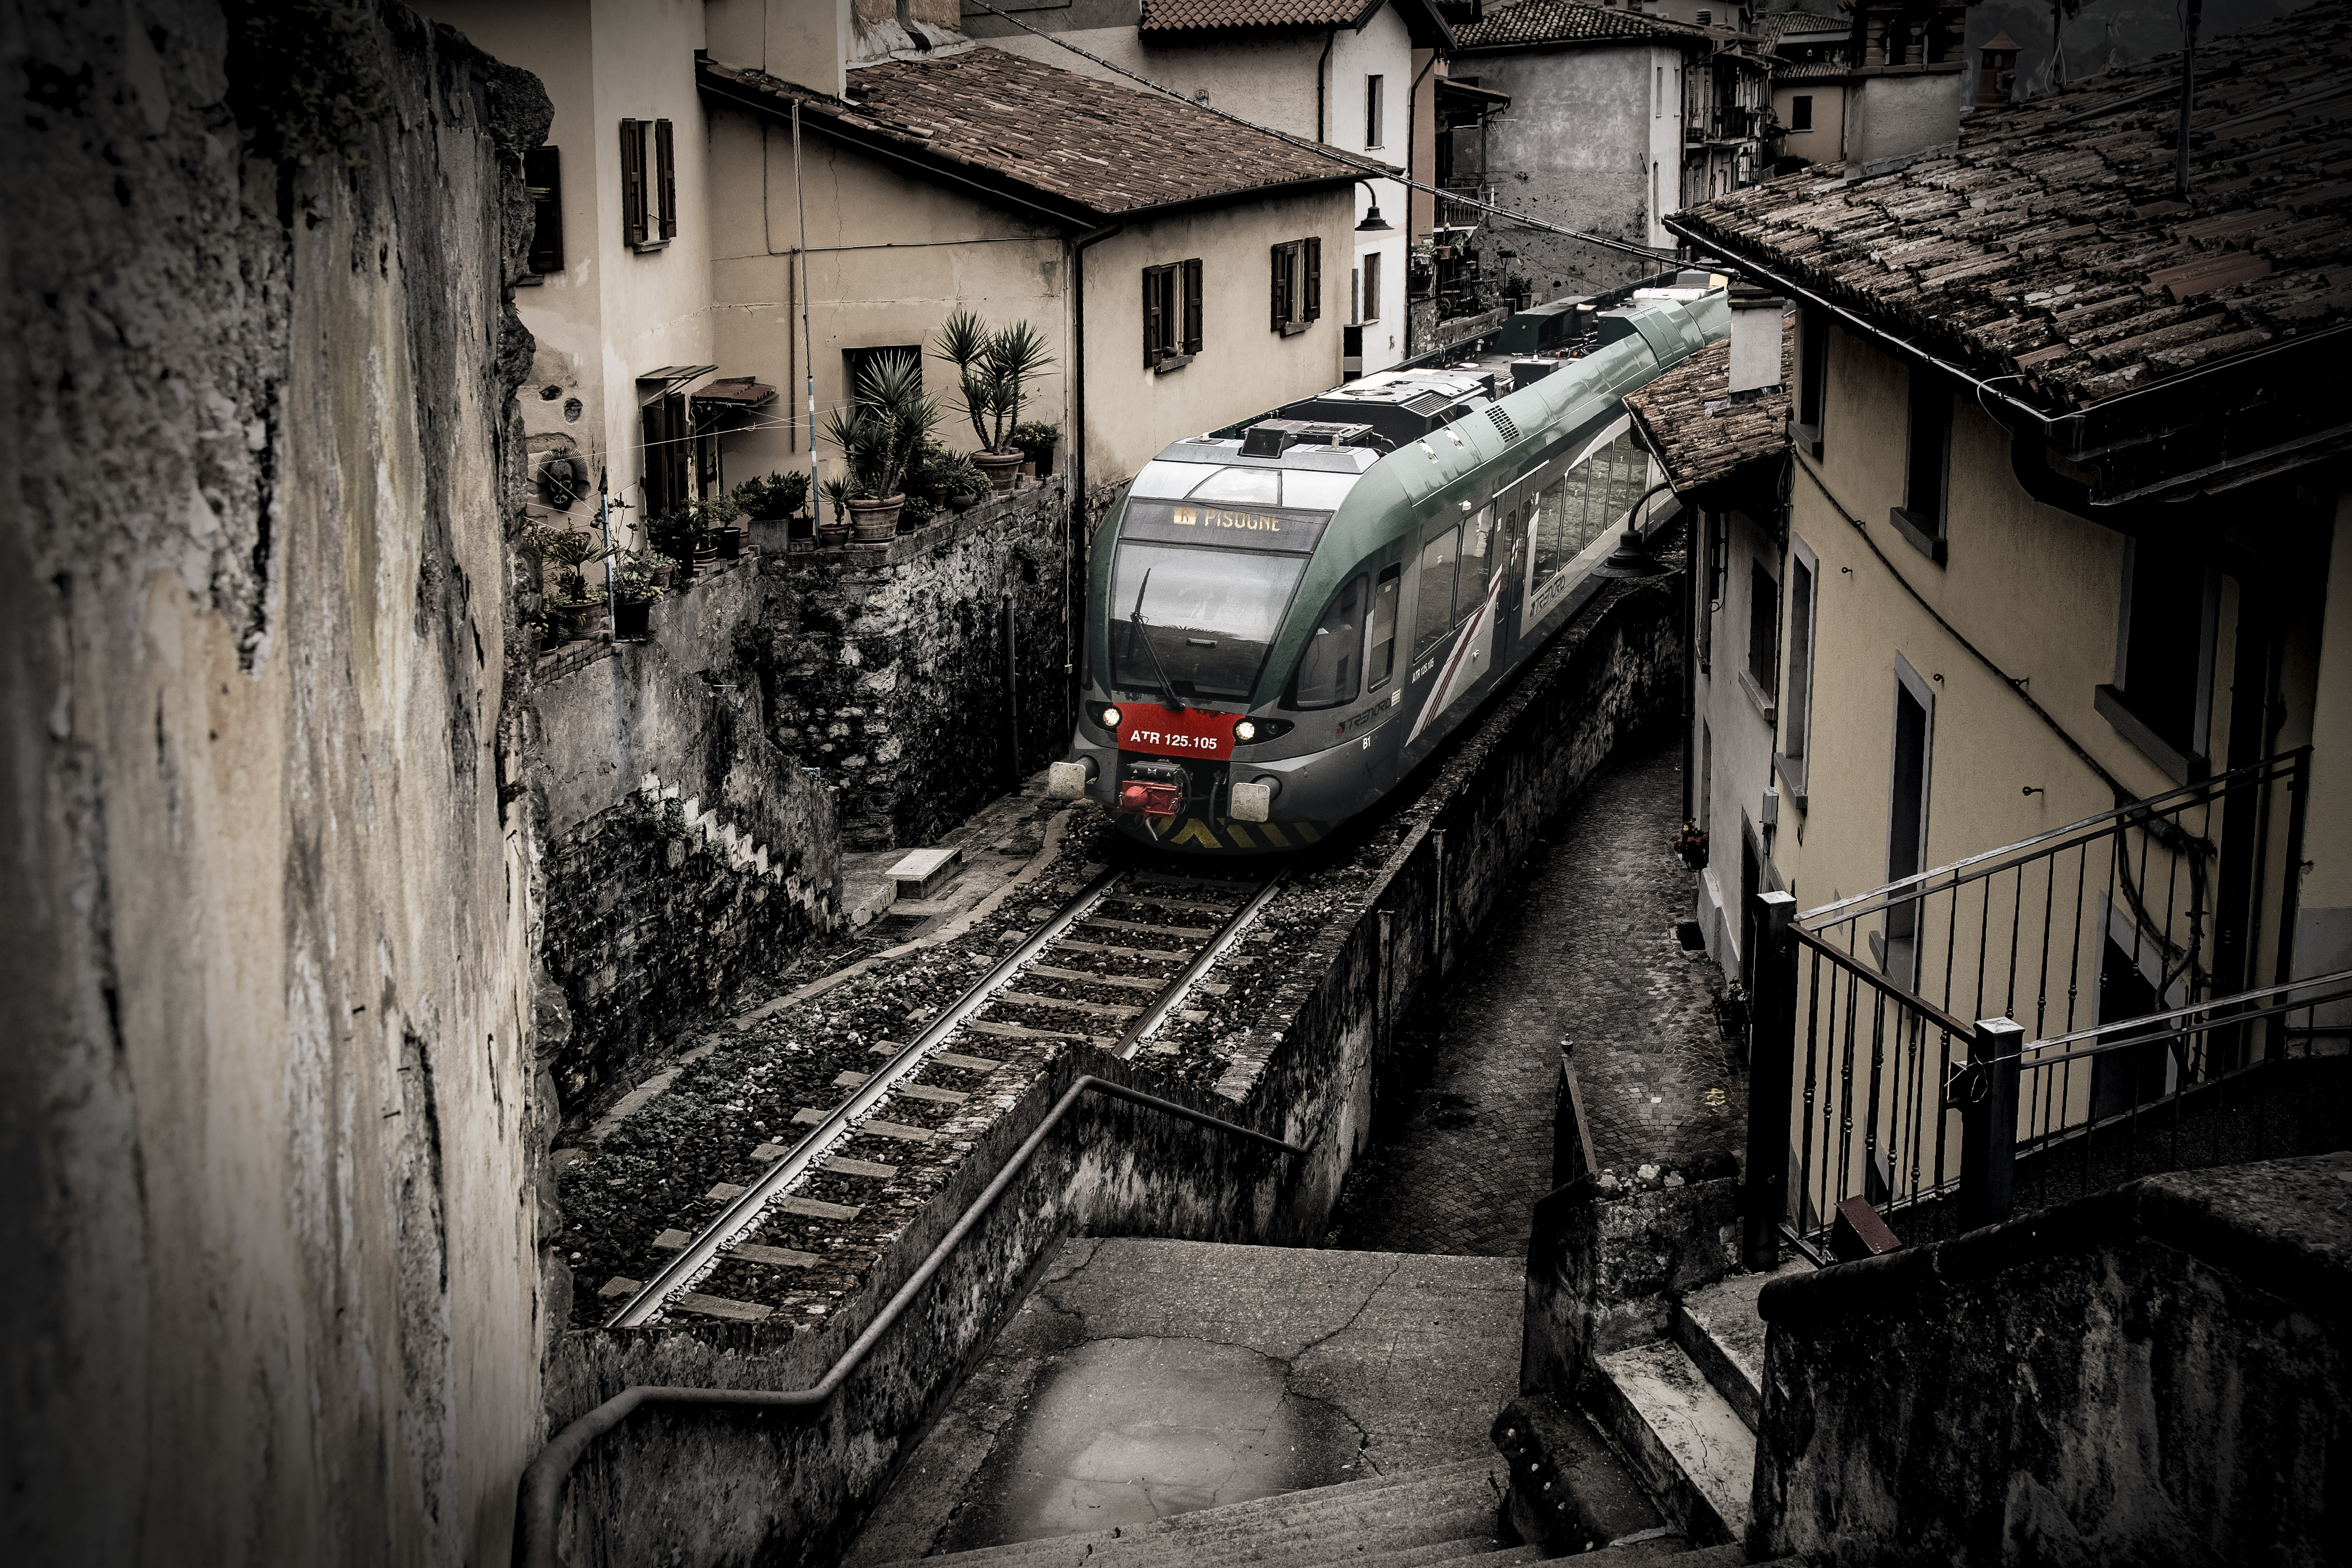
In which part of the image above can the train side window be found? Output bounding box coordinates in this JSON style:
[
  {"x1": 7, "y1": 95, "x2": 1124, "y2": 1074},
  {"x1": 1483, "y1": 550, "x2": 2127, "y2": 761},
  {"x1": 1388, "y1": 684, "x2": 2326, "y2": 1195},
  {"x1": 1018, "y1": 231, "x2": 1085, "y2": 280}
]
[
  {"x1": 1414, "y1": 526, "x2": 1460, "y2": 660},
  {"x1": 1457, "y1": 508, "x2": 1493, "y2": 624},
  {"x1": 1366, "y1": 565, "x2": 1401, "y2": 688},
  {"x1": 1289, "y1": 573, "x2": 1368, "y2": 708}
]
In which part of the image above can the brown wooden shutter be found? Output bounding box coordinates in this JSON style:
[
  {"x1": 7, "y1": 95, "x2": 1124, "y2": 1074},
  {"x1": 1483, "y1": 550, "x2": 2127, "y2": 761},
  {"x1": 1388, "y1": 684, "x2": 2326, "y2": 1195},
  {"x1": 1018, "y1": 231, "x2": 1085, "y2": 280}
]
[
  {"x1": 620, "y1": 120, "x2": 646, "y2": 246},
  {"x1": 1182, "y1": 259, "x2": 1204, "y2": 355},
  {"x1": 1271, "y1": 244, "x2": 1286, "y2": 331},
  {"x1": 1305, "y1": 237, "x2": 1322, "y2": 322},
  {"x1": 641, "y1": 397, "x2": 668, "y2": 515},
  {"x1": 665, "y1": 393, "x2": 693, "y2": 506},
  {"x1": 654, "y1": 118, "x2": 677, "y2": 242},
  {"x1": 524, "y1": 146, "x2": 563, "y2": 273},
  {"x1": 1144, "y1": 268, "x2": 1161, "y2": 368}
]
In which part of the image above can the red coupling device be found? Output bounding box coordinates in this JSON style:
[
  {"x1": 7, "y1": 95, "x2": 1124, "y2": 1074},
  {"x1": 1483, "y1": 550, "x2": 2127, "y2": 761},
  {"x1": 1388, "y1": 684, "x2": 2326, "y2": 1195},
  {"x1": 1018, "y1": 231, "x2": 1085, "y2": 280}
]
[{"x1": 1117, "y1": 781, "x2": 1181, "y2": 818}]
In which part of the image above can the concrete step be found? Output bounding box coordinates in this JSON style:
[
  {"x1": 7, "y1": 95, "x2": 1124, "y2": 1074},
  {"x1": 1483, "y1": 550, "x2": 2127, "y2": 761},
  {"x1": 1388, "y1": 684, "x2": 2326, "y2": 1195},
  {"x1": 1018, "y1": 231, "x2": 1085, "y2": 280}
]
[
  {"x1": 1668, "y1": 1261, "x2": 1807, "y2": 1434},
  {"x1": 887, "y1": 1458, "x2": 1502, "y2": 1568},
  {"x1": 1298, "y1": 1538, "x2": 1542, "y2": 1568},
  {"x1": 1589, "y1": 1340, "x2": 1756, "y2": 1547}
]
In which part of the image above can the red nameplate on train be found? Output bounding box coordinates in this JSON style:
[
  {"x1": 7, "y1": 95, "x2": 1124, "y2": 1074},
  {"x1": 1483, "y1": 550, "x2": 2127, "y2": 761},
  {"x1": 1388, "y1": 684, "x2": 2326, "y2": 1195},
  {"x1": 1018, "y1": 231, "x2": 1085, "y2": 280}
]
[{"x1": 1117, "y1": 704, "x2": 1237, "y2": 761}]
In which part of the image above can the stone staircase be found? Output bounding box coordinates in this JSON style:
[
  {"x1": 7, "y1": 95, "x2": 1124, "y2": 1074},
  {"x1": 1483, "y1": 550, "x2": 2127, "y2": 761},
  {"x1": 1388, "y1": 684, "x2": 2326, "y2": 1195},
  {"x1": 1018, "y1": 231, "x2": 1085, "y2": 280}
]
[
  {"x1": 872, "y1": 1456, "x2": 1753, "y2": 1568},
  {"x1": 1582, "y1": 1261, "x2": 1809, "y2": 1546}
]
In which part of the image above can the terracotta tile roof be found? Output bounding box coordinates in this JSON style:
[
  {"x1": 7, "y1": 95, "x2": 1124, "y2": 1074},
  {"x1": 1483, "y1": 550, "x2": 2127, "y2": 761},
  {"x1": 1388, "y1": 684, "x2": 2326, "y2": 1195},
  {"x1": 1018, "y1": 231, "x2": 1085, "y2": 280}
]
[
  {"x1": 1758, "y1": 9, "x2": 1851, "y2": 43},
  {"x1": 699, "y1": 49, "x2": 1371, "y2": 220},
  {"x1": 1773, "y1": 59, "x2": 1854, "y2": 81},
  {"x1": 1453, "y1": 0, "x2": 1709, "y2": 50},
  {"x1": 1669, "y1": 0, "x2": 2352, "y2": 415},
  {"x1": 1624, "y1": 315, "x2": 1794, "y2": 494},
  {"x1": 1138, "y1": 0, "x2": 1382, "y2": 30}
]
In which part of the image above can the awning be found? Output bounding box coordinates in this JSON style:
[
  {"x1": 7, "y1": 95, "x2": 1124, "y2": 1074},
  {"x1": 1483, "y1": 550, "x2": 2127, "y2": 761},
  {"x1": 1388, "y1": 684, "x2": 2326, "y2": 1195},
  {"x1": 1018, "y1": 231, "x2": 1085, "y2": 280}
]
[
  {"x1": 635, "y1": 364, "x2": 718, "y2": 405},
  {"x1": 691, "y1": 377, "x2": 778, "y2": 429}
]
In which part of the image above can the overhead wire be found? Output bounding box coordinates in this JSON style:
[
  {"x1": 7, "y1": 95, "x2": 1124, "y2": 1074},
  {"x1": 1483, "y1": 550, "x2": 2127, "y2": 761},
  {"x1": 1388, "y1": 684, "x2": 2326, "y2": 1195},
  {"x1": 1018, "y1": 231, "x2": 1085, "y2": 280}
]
[{"x1": 956, "y1": 0, "x2": 1685, "y2": 265}]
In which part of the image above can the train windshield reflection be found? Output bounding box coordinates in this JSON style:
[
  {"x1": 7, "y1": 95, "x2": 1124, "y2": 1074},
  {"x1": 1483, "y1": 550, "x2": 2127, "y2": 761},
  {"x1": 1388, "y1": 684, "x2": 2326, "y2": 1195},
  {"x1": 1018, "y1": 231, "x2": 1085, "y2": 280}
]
[{"x1": 1111, "y1": 542, "x2": 1309, "y2": 702}]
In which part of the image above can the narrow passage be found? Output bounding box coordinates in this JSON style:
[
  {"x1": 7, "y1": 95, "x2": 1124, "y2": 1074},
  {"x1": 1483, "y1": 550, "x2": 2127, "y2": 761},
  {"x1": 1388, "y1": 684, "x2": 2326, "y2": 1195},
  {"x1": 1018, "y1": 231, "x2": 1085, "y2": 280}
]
[{"x1": 1330, "y1": 736, "x2": 1737, "y2": 1256}]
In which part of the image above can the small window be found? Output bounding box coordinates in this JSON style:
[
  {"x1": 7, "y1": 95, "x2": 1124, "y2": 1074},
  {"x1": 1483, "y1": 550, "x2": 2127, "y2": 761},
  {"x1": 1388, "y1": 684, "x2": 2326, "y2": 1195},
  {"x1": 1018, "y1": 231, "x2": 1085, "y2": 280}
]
[
  {"x1": 1656, "y1": 66, "x2": 1664, "y2": 117},
  {"x1": 620, "y1": 119, "x2": 677, "y2": 251},
  {"x1": 1362, "y1": 251, "x2": 1382, "y2": 324},
  {"x1": 1797, "y1": 306, "x2": 1828, "y2": 443},
  {"x1": 640, "y1": 390, "x2": 696, "y2": 517},
  {"x1": 1144, "y1": 259, "x2": 1205, "y2": 366},
  {"x1": 524, "y1": 147, "x2": 564, "y2": 274},
  {"x1": 1413, "y1": 526, "x2": 1461, "y2": 659},
  {"x1": 1290, "y1": 574, "x2": 1367, "y2": 708},
  {"x1": 1747, "y1": 560, "x2": 1779, "y2": 700},
  {"x1": 1893, "y1": 369, "x2": 1952, "y2": 561},
  {"x1": 1365, "y1": 74, "x2": 1385, "y2": 147},
  {"x1": 1790, "y1": 94, "x2": 1814, "y2": 132},
  {"x1": 1271, "y1": 239, "x2": 1322, "y2": 333},
  {"x1": 844, "y1": 346, "x2": 921, "y2": 406},
  {"x1": 1367, "y1": 564, "x2": 1400, "y2": 688},
  {"x1": 2097, "y1": 540, "x2": 2217, "y2": 778},
  {"x1": 1781, "y1": 542, "x2": 1818, "y2": 790}
]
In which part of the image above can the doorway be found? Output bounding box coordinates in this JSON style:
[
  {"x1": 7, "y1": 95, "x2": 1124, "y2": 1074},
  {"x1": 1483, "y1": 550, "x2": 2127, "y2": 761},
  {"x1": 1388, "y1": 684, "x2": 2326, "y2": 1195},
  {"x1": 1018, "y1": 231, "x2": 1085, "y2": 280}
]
[{"x1": 1877, "y1": 661, "x2": 1933, "y2": 990}]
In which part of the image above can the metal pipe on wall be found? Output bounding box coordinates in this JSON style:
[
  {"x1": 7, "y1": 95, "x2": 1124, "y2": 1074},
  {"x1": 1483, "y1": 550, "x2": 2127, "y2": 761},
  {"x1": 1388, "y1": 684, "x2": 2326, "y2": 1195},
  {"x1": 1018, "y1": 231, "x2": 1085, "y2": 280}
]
[{"x1": 1065, "y1": 222, "x2": 1123, "y2": 727}]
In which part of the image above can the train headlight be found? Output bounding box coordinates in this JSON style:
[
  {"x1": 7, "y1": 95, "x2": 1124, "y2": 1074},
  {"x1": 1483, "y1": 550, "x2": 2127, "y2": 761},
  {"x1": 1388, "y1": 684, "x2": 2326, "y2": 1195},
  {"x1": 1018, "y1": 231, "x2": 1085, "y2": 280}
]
[
  {"x1": 1098, "y1": 705, "x2": 1121, "y2": 730},
  {"x1": 1233, "y1": 720, "x2": 1256, "y2": 741}
]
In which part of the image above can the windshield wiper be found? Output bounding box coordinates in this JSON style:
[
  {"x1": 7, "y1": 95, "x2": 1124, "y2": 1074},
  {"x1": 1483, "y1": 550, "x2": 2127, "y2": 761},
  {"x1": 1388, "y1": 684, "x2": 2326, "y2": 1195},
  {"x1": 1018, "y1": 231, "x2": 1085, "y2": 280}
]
[{"x1": 1127, "y1": 569, "x2": 1186, "y2": 713}]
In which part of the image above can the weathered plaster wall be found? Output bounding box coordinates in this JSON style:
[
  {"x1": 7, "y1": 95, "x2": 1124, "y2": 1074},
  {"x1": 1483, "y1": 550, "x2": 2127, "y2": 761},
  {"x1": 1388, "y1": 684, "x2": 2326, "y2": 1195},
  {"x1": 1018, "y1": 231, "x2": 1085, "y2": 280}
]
[
  {"x1": 1471, "y1": 44, "x2": 1680, "y2": 298},
  {"x1": 758, "y1": 482, "x2": 1077, "y2": 851},
  {"x1": 2, "y1": 4, "x2": 550, "y2": 1563},
  {"x1": 1752, "y1": 1152, "x2": 2352, "y2": 1567}
]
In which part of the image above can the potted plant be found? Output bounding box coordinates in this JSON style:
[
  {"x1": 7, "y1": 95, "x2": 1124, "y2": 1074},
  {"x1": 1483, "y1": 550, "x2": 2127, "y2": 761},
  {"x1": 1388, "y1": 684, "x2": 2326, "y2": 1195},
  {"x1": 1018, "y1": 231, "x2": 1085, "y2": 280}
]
[
  {"x1": 646, "y1": 509, "x2": 704, "y2": 586},
  {"x1": 1672, "y1": 822, "x2": 1709, "y2": 871},
  {"x1": 735, "y1": 469, "x2": 812, "y2": 548},
  {"x1": 547, "y1": 568, "x2": 605, "y2": 641},
  {"x1": 904, "y1": 439, "x2": 985, "y2": 527},
  {"x1": 1013, "y1": 420, "x2": 1061, "y2": 477},
  {"x1": 936, "y1": 311, "x2": 1056, "y2": 493},
  {"x1": 704, "y1": 494, "x2": 747, "y2": 559},
  {"x1": 818, "y1": 351, "x2": 940, "y2": 541},
  {"x1": 819, "y1": 475, "x2": 854, "y2": 548},
  {"x1": 606, "y1": 550, "x2": 665, "y2": 640},
  {"x1": 644, "y1": 549, "x2": 678, "y2": 590}
]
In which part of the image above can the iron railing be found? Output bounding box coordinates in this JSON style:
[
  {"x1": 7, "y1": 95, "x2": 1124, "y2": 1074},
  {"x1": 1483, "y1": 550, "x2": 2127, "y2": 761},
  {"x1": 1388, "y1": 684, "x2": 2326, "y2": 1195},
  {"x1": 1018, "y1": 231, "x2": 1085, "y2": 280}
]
[{"x1": 1742, "y1": 750, "x2": 2324, "y2": 1265}]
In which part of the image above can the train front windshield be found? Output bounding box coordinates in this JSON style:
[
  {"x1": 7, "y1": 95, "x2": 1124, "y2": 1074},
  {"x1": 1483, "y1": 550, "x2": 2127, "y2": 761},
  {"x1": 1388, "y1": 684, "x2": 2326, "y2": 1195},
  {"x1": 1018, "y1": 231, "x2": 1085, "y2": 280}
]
[{"x1": 1110, "y1": 541, "x2": 1310, "y2": 704}]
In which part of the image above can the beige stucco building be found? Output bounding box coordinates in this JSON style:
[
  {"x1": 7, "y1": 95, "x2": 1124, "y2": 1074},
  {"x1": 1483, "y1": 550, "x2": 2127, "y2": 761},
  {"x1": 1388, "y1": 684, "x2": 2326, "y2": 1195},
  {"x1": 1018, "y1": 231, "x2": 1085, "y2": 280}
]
[
  {"x1": 420, "y1": 0, "x2": 1363, "y2": 551},
  {"x1": 1668, "y1": 0, "x2": 2352, "y2": 1232}
]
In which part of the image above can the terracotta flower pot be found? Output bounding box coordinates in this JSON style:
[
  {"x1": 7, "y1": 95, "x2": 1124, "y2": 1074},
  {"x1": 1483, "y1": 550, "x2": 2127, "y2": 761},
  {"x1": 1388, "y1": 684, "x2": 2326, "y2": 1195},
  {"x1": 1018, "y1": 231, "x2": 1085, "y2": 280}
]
[
  {"x1": 714, "y1": 525, "x2": 744, "y2": 559},
  {"x1": 651, "y1": 564, "x2": 674, "y2": 589},
  {"x1": 847, "y1": 494, "x2": 904, "y2": 542},
  {"x1": 974, "y1": 450, "x2": 1024, "y2": 493},
  {"x1": 819, "y1": 515, "x2": 851, "y2": 548}
]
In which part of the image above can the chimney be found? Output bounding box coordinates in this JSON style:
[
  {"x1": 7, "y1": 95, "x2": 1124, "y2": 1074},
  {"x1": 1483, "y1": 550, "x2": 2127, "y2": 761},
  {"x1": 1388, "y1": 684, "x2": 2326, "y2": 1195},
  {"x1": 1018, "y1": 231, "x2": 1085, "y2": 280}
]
[
  {"x1": 761, "y1": 0, "x2": 856, "y2": 98},
  {"x1": 1844, "y1": 1, "x2": 1972, "y2": 171},
  {"x1": 1977, "y1": 31, "x2": 2021, "y2": 109},
  {"x1": 1728, "y1": 285, "x2": 1785, "y2": 395}
]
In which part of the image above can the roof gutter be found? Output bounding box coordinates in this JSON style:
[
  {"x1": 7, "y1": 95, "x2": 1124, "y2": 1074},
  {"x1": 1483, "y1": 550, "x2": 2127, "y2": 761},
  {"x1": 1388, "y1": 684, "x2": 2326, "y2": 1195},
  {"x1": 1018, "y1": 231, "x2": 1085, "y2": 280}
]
[{"x1": 1666, "y1": 211, "x2": 2352, "y2": 510}]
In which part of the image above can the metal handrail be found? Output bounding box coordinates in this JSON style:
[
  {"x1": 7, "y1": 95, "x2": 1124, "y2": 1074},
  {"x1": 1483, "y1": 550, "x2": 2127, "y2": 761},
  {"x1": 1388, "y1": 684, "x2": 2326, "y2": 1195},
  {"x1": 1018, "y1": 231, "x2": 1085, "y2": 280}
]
[
  {"x1": 2018, "y1": 968, "x2": 2352, "y2": 1064},
  {"x1": 513, "y1": 1075, "x2": 1307, "y2": 1568},
  {"x1": 1796, "y1": 748, "x2": 2308, "y2": 931},
  {"x1": 1792, "y1": 925, "x2": 1973, "y2": 1041}
]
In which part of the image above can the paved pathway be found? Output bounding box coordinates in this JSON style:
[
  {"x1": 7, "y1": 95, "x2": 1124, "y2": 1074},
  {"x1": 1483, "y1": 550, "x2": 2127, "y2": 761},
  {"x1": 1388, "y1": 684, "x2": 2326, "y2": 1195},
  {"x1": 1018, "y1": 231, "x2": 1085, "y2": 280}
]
[{"x1": 1331, "y1": 738, "x2": 1739, "y2": 1256}]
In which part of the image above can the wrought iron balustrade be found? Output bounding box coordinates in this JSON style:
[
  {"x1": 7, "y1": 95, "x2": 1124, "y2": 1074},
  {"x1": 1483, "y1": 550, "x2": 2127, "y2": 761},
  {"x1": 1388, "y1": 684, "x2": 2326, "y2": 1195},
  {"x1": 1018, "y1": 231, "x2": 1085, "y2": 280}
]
[{"x1": 1740, "y1": 750, "x2": 2324, "y2": 1266}]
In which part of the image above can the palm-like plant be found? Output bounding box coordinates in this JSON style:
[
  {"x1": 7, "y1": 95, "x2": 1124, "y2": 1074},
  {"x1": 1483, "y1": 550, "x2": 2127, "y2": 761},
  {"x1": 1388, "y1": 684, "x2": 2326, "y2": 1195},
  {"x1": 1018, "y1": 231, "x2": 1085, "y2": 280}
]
[
  {"x1": 818, "y1": 351, "x2": 939, "y2": 501},
  {"x1": 935, "y1": 313, "x2": 1056, "y2": 454}
]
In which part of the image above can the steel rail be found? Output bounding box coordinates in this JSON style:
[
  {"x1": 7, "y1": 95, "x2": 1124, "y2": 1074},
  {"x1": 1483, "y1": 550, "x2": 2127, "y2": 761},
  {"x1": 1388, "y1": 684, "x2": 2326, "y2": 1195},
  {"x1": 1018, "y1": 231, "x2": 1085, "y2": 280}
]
[
  {"x1": 1790, "y1": 926, "x2": 1975, "y2": 1044},
  {"x1": 517, "y1": 1075, "x2": 1306, "y2": 1568},
  {"x1": 2018, "y1": 968, "x2": 2352, "y2": 1061},
  {"x1": 1116, "y1": 874, "x2": 1287, "y2": 1060},
  {"x1": 606, "y1": 862, "x2": 1127, "y2": 1328}
]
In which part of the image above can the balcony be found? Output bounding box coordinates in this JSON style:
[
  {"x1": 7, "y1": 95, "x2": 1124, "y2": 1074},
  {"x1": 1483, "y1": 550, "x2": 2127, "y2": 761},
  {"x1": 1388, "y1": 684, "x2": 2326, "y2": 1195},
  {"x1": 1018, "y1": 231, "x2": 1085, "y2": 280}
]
[{"x1": 1438, "y1": 179, "x2": 1493, "y2": 232}]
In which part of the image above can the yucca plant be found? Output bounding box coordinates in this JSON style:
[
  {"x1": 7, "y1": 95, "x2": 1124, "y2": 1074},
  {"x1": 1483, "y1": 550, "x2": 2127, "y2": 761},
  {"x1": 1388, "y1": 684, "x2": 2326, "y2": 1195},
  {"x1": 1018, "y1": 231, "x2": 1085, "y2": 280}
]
[
  {"x1": 818, "y1": 351, "x2": 938, "y2": 501},
  {"x1": 935, "y1": 312, "x2": 1056, "y2": 454}
]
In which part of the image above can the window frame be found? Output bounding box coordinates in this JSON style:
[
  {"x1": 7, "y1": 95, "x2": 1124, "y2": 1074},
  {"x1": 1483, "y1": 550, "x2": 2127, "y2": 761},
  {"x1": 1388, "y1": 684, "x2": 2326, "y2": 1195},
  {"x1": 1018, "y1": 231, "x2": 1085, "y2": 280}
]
[
  {"x1": 1271, "y1": 239, "x2": 1321, "y2": 335},
  {"x1": 1776, "y1": 535, "x2": 1819, "y2": 803},
  {"x1": 1365, "y1": 74, "x2": 1385, "y2": 148},
  {"x1": 1143, "y1": 259, "x2": 1204, "y2": 370},
  {"x1": 2094, "y1": 537, "x2": 2218, "y2": 783},
  {"x1": 621, "y1": 118, "x2": 677, "y2": 253},
  {"x1": 1790, "y1": 94, "x2": 1813, "y2": 132},
  {"x1": 1743, "y1": 554, "x2": 1780, "y2": 725},
  {"x1": 1794, "y1": 306, "x2": 1828, "y2": 456},
  {"x1": 1284, "y1": 571, "x2": 1371, "y2": 710},
  {"x1": 1890, "y1": 366, "x2": 1953, "y2": 564},
  {"x1": 1362, "y1": 250, "x2": 1382, "y2": 325}
]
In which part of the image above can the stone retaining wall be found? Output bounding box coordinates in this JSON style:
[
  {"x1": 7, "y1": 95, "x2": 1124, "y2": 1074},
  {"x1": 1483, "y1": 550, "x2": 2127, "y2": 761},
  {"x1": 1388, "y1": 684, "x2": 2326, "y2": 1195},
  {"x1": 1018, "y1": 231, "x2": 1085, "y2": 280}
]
[{"x1": 756, "y1": 481, "x2": 1075, "y2": 851}]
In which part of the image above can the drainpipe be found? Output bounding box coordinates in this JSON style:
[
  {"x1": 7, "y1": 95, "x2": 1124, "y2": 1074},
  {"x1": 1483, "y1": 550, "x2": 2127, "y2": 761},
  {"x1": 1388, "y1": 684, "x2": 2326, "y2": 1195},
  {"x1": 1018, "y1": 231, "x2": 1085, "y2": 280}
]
[
  {"x1": 1317, "y1": 29, "x2": 1335, "y2": 142},
  {"x1": 1066, "y1": 221, "x2": 1123, "y2": 721},
  {"x1": 1406, "y1": 50, "x2": 1437, "y2": 234}
]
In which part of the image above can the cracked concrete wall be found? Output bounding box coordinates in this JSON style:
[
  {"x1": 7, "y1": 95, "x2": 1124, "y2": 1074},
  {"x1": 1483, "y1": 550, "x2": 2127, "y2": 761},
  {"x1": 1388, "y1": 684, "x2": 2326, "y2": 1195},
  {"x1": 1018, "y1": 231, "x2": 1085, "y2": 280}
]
[{"x1": 3, "y1": 3, "x2": 553, "y2": 1562}]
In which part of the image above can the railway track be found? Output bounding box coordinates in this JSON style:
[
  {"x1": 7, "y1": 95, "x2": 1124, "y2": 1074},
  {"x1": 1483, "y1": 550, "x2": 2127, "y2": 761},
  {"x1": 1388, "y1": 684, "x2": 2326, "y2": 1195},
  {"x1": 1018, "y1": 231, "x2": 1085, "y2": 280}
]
[{"x1": 606, "y1": 863, "x2": 1285, "y2": 1328}]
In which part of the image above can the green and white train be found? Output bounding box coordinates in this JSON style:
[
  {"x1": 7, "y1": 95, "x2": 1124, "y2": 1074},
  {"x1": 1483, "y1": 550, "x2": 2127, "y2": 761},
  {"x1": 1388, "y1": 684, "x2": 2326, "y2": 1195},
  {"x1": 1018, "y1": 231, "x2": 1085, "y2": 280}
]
[{"x1": 1050, "y1": 281, "x2": 1730, "y2": 854}]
